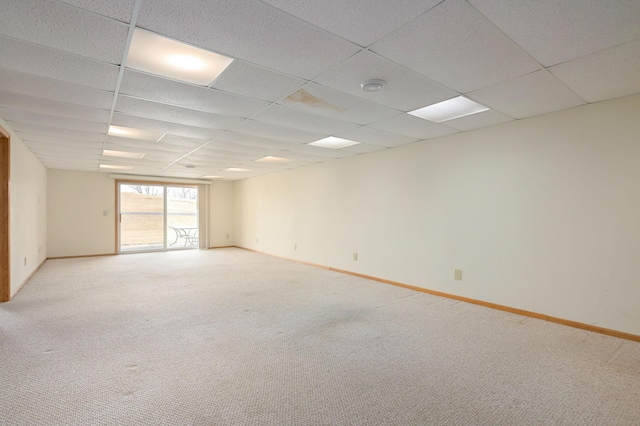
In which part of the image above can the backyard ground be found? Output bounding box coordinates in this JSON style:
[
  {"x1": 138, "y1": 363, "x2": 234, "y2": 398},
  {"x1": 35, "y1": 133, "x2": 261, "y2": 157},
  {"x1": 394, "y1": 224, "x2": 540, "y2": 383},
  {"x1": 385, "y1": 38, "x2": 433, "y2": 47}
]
[{"x1": 120, "y1": 192, "x2": 198, "y2": 248}]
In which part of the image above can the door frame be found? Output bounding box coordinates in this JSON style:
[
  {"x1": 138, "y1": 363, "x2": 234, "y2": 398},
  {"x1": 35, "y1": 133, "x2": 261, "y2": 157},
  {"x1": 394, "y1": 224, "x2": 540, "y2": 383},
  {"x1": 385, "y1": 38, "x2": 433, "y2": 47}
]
[
  {"x1": 116, "y1": 180, "x2": 199, "y2": 254},
  {"x1": 1, "y1": 125, "x2": 10, "y2": 302}
]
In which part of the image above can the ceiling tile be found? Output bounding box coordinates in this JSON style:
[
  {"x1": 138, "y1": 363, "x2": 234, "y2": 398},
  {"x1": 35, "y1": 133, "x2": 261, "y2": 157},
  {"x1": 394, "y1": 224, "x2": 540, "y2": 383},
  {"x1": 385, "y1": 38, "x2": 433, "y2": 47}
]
[
  {"x1": 0, "y1": 108, "x2": 108, "y2": 133},
  {"x1": 115, "y1": 96, "x2": 244, "y2": 130},
  {"x1": 314, "y1": 50, "x2": 458, "y2": 112},
  {"x1": 0, "y1": 36, "x2": 120, "y2": 91},
  {"x1": 216, "y1": 132, "x2": 299, "y2": 151},
  {"x1": 56, "y1": 0, "x2": 136, "y2": 23},
  {"x1": 467, "y1": 70, "x2": 586, "y2": 119},
  {"x1": 12, "y1": 122, "x2": 104, "y2": 141},
  {"x1": 0, "y1": 0, "x2": 129, "y2": 64},
  {"x1": 371, "y1": 0, "x2": 541, "y2": 93},
  {"x1": 136, "y1": 0, "x2": 360, "y2": 79},
  {"x1": 278, "y1": 83, "x2": 400, "y2": 125},
  {"x1": 0, "y1": 68, "x2": 114, "y2": 109},
  {"x1": 111, "y1": 113, "x2": 223, "y2": 140},
  {"x1": 119, "y1": 69, "x2": 269, "y2": 117},
  {"x1": 335, "y1": 126, "x2": 418, "y2": 148},
  {"x1": 160, "y1": 135, "x2": 210, "y2": 148},
  {"x1": 549, "y1": 39, "x2": 640, "y2": 103},
  {"x1": 468, "y1": 0, "x2": 640, "y2": 67},
  {"x1": 26, "y1": 142, "x2": 102, "y2": 155},
  {"x1": 18, "y1": 133, "x2": 104, "y2": 147},
  {"x1": 368, "y1": 114, "x2": 459, "y2": 140},
  {"x1": 261, "y1": 0, "x2": 442, "y2": 47},
  {"x1": 252, "y1": 105, "x2": 360, "y2": 135},
  {"x1": 340, "y1": 142, "x2": 387, "y2": 154},
  {"x1": 443, "y1": 109, "x2": 514, "y2": 132},
  {"x1": 0, "y1": 91, "x2": 109, "y2": 122},
  {"x1": 285, "y1": 144, "x2": 355, "y2": 158},
  {"x1": 211, "y1": 60, "x2": 305, "y2": 102},
  {"x1": 230, "y1": 119, "x2": 326, "y2": 143},
  {"x1": 205, "y1": 141, "x2": 281, "y2": 157}
]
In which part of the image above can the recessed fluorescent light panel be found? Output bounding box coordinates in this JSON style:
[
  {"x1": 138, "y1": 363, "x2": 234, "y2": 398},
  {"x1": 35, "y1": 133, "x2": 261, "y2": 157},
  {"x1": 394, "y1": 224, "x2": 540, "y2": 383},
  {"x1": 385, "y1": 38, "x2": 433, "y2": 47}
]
[
  {"x1": 224, "y1": 168, "x2": 250, "y2": 172},
  {"x1": 408, "y1": 96, "x2": 489, "y2": 123},
  {"x1": 126, "y1": 28, "x2": 234, "y2": 85},
  {"x1": 203, "y1": 175, "x2": 223, "y2": 179},
  {"x1": 308, "y1": 137, "x2": 360, "y2": 149},
  {"x1": 108, "y1": 125, "x2": 165, "y2": 142},
  {"x1": 99, "y1": 164, "x2": 134, "y2": 170},
  {"x1": 103, "y1": 149, "x2": 145, "y2": 159},
  {"x1": 255, "y1": 156, "x2": 293, "y2": 163}
]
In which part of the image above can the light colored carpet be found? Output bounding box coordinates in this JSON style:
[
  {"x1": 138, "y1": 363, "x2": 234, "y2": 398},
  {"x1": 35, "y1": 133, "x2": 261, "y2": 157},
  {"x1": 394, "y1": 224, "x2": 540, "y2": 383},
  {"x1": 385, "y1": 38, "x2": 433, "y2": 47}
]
[{"x1": 0, "y1": 248, "x2": 639, "y2": 425}]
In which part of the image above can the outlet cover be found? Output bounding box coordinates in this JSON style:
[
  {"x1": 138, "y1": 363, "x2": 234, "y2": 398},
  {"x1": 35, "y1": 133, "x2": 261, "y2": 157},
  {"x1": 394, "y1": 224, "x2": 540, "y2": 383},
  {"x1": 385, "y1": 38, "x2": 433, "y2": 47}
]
[
  {"x1": 353, "y1": 253, "x2": 358, "y2": 261},
  {"x1": 454, "y1": 269, "x2": 463, "y2": 280}
]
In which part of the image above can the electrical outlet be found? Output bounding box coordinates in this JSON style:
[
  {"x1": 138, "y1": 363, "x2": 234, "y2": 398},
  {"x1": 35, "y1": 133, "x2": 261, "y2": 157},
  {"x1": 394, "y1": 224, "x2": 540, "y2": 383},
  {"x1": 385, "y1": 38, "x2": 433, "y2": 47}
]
[
  {"x1": 103, "y1": 210, "x2": 108, "y2": 217},
  {"x1": 256, "y1": 238, "x2": 258, "y2": 243},
  {"x1": 454, "y1": 269, "x2": 463, "y2": 280},
  {"x1": 24, "y1": 257, "x2": 27, "y2": 266},
  {"x1": 353, "y1": 253, "x2": 358, "y2": 261},
  {"x1": 294, "y1": 244, "x2": 297, "y2": 250},
  {"x1": 226, "y1": 234, "x2": 229, "y2": 239}
]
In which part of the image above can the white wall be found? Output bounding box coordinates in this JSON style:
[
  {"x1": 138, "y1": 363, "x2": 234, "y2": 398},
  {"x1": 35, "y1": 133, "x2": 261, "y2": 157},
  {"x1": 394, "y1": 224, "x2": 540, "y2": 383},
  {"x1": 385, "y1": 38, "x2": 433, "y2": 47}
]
[
  {"x1": 209, "y1": 180, "x2": 234, "y2": 247},
  {"x1": 47, "y1": 170, "x2": 115, "y2": 258},
  {"x1": 2, "y1": 117, "x2": 47, "y2": 297},
  {"x1": 234, "y1": 94, "x2": 640, "y2": 336}
]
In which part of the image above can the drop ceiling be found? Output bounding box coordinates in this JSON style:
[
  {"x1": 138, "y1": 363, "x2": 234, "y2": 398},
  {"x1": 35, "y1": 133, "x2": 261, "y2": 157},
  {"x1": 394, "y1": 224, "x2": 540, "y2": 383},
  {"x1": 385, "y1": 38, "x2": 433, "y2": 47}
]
[{"x1": 0, "y1": 0, "x2": 639, "y2": 181}]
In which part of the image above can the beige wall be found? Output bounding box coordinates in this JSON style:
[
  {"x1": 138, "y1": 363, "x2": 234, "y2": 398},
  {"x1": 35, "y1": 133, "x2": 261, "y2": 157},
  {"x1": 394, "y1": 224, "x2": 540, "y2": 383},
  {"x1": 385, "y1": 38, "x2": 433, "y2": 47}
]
[
  {"x1": 234, "y1": 94, "x2": 640, "y2": 336},
  {"x1": 47, "y1": 171, "x2": 235, "y2": 254},
  {"x1": 209, "y1": 180, "x2": 234, "y2": 247},
  {"x1": 2, "y1": 117, "x2": 47, "y2": 297},
  {"x1": 47, "y1": 170, "x2": 116, "y2": 258}
]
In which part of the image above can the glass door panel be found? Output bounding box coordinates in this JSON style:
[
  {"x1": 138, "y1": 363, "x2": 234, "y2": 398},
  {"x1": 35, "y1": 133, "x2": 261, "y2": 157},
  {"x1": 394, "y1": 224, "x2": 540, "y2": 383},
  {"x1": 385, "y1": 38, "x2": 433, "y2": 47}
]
[
  {"x1": 119, "y1": 184, "x2": 165, "y2": 253},
  {"x1": 167, "y1": 186, "x2": 199, "y2": 249}
]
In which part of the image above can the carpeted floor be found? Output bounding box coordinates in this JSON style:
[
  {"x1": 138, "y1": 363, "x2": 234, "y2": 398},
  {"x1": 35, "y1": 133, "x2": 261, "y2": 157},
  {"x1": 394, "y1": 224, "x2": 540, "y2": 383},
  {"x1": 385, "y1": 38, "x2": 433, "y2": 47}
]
[{"x1": 0, "y1": 248, "x2": 639, "y2": 425}]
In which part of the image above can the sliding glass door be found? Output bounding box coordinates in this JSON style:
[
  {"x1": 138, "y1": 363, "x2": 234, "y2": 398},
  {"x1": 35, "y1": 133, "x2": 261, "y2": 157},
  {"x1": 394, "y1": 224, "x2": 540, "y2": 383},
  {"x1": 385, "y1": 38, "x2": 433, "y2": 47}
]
[
  {"x1": 167, "y1": 186, "x2": 198, "y2": 249},
  {"x1": 118, "y1": 183, "x2": 198, "y2": 253}
]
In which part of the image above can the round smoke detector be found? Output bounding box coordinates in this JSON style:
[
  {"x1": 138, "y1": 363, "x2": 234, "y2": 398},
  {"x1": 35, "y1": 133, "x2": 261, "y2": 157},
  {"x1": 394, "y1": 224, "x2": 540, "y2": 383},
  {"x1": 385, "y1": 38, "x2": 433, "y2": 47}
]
[{"x1": 361, "y1": 79, "x2": 385, "y2": 92}]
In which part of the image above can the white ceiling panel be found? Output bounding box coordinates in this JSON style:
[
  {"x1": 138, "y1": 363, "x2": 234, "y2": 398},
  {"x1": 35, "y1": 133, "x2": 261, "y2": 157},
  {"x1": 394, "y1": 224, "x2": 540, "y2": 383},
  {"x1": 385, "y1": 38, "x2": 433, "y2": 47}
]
[
  {"x1": 115, "y1": 96, "x2": 244, "y2": 130},
  {"x1": 443, "y1": 109, "x2": 514, "y2": 132},
  {"x1": 205, "y1": 141, "x2": 281, "y2": 156},
  {"x1": 549, "y1": 39, "x2": 640, "y2": 103},
  {"x1": 0, "y1": 108, "x2": 108, "y2": 133},
  {"x1": 285, "y1": 144, "x2": 355, "y2": 158},
  {"x1": 279, "y1": 83, "x2": 400, "y2": 125},
  {"x1": 314, "y1": 50, "x2": 458, "y2": 111},
  {"x1": 136, "y1": 0, "x2": 360, "y2": 80},
  {"x1": 0, "y1": 68, "x2": 114, "y2": 109},
  {"x1": 0, "y1": 91, "x2": 109, "y2": 122},
  {"x1": 159, "y1": 135, "x2": 210, "y2": 148},
  {"x1": 0, "y1": 0, "x2": 128, "y2": 64},
  {"x1": 252, "y1": 105, "x2": 360, "y2": 135},
  {"x1": 371, "y1": 0, "x2": 541, "y2": 93},
  {"x1": 11, "y1": 123, "x2": 104, "y2": 141},
  {"x1": 0, "y1": 36, "x2": 120, "y2": 91},
  {"x1": 119, "y1": 69, "x2": 269, "y2": 117},
  {"x1": 111, "y1": 113, "x2": 222, "y2": 140},
  {"x1": 26, "y1": 143, "x2": 102, "y2": 155},
  {"x1": 57, "y1": 0, "x2": 136, "y2": 23},
  {"x1": 211, "y1": 60, "x2": 306, "y2": 102},
  {"x1": 468, "y1": 0, "x2": 640, "y2": 67},
  {"x1": 335, "y1": 126, "x2": 418, "y2": 148},
  {"x1": 230, "y1": 120, "x2": 326, "y2": 144},
  {"x1": 261, "y1": 0, "x2": 442, "y2": 47},
  {"x1": 368, "y1": 114, "x2": 459, "y2": 140},
  {"x1": 340, "y1": 142, "x2": 387, "y2": 154},
  {"x1": 468, "y1": 70, "x2": 586, "y2": 119},
  {"x1": 18, "y1": 133, "x2": 103, "y2": 147},
  {"x1": 217, "y1": 132, "x2": 300, "y2": 151}
]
